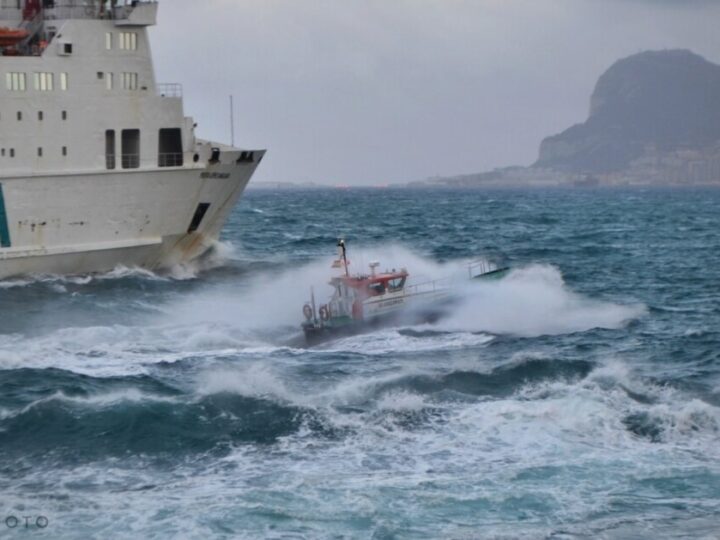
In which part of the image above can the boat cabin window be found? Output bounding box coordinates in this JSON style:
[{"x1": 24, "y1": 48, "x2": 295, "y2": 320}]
[
  {"x1": 369, "y1": 282, "x2": 386, "y2": 295},
  {"x1": 6, "y1": 73, "x2": 26, "y2": 92},
  {"x1": 105, "y1": 130, "x2": 116, "y2": 170},
  {"x1": 122, "y1": 72, "x2": 138, "y2": 91},
  {"x1": 388, "y1": 277, "x2": 406, "y2": 292},
  {"x1": 34, "y1": 72, "x2": 54, "y2": 91},
  {"x1": 121, "y1": 129, "x2": 140, "y2": 169},
  {"x1": 119, "y1": 32, "x2": 138, "y2": 51},
  {"x1": 158, "y1": 128, "x2": 183, "y2": 167}
]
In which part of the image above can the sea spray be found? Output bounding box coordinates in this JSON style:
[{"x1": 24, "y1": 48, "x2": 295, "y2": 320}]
[{"x1": 437, "y1": 264, "x2": 647, "y2": 337}]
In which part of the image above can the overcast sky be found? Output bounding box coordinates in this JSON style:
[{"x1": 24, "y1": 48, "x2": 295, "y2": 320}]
[{"x1": 149, "y1": 0, "x2": 720, "y2": 185}]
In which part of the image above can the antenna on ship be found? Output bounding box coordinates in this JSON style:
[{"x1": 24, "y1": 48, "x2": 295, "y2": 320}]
[{"x1": 229, "y1": 95, "x2": 235, "y2": 147}]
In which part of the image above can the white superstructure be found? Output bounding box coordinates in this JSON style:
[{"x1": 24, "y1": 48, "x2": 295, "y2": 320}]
[{"x1": 0, "y1": 0, "x2": 264, "y2": 278}]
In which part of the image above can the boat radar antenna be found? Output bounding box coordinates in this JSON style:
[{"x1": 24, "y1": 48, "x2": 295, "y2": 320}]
[{"x1": 337, "y1": 239, "x2": 349, "y2": 277}]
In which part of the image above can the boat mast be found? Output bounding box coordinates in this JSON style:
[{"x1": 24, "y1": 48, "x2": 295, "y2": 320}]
[
  {"x1": 310, "y1": 287, "x2": 318, "y2": 323},
  {"x1": 338, "y1": 239, "x2": 349, "y2": 277}
]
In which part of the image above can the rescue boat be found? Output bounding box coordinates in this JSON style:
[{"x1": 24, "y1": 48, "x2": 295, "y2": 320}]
[
  {"x1": 0, "y1": 28, "x2": 29, "y2": 48},
  {"x1": 301, "y1": 240, "x2": 509, "y2": 346}
]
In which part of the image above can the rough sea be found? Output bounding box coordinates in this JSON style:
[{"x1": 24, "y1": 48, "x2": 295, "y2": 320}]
[{"x1": 1, "y1": 187, "x2": 719, "y2": 539}]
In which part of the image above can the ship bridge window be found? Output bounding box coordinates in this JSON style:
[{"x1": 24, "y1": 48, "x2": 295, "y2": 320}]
[
  {"x1": 105, "y1": 130, "x2": 115, "y2": 169},
  {"x1": 158, "y1": 128, "x2": 183, "y2": 167},
  {"x1": 119, "y1": 32, "x2": 137, "y2": 51},
  {"x1": 121, "y1": 129, "x2": 140, "y2": 169},
  {"x1": 121, "y1": 72, "x2": 138, "y2": 90},
  {"x1": 34, "y1": 72, "x2": 54, "y2": 91},
  {"x1": 6, "y1": 73, "x2": 26, "y2": 92}
]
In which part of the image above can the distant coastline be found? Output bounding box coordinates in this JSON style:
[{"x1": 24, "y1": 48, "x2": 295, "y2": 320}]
[{"x1": 414, "y1": 49, "x2": 720, "y2": 189}]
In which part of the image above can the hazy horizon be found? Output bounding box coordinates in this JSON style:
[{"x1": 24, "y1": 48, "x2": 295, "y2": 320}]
[{"x1": 150, "y1": 0, "x2": 720, "y2": 186}]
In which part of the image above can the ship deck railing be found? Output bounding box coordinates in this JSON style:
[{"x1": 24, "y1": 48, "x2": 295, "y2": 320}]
[
  {"x1": 120, "y1": 154, "x2": 140, "y2": 169},
  {"x1": 158, "y1": 153, "x2": 184, "y2": 168},
  {"x1": 0, "y1": 1, "x2": 157, "y2": 21},
  {"x1": 157, "y1": 83, "x2": 183, "y2": 98}
]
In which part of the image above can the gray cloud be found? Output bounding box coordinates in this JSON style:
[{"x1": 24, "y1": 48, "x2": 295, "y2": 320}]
[{"x1": 150, "y1": 0, "x2": 720, "y2": 185}]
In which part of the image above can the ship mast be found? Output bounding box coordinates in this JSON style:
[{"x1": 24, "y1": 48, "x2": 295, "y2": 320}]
[{"x1": 338, "y1": 239, "x2": 349, "y2": 277}]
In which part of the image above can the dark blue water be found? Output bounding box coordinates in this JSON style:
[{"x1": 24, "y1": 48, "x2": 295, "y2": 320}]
[{"x1": 1, "y1": 188, "x2": 719, "y2": 538}]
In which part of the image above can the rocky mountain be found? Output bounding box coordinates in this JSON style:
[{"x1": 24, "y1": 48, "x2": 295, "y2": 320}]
[{"x1": 535, "y1": 50, "x2": 720, "y2": 173}]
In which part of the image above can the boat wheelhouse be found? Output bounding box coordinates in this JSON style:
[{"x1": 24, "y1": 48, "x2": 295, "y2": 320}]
[{"x1": 0, "y1": 0, "x2": 264, "y2": 278}]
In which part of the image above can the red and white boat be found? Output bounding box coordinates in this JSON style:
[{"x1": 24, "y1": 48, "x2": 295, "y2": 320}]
[{"x1": 301, "y1": 241, "x2": 509, "y2": 345}]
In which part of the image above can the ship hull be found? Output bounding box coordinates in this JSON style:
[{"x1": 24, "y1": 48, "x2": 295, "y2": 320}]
[{"x1": 0, "y1": 151, "x2": 263, "y2": 279}]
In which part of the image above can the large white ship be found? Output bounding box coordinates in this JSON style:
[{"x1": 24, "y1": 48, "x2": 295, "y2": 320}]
[{"x1": 0, "y1": 0, "x2": 264, "y2": 279}]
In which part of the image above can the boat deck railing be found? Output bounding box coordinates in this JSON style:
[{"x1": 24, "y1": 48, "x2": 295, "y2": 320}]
[
  {"x1": 158, "y1": 153, "x2": 184, "y2": 167},
  {"x1": 402, "y1": 276, "x2": 453, "y2": 296},
  {"x1": 121, "y1": 154, "x2": 140, "y2": 169},
  {"x1": 157, "y1": 83, "x2": 183, "y2": 98},
  {"x1": 468, "y1": 260, "x2": 496, "y2": 278},
  {"x1": 0, "y1": 1, "x2": 157, "y2": 21}
]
